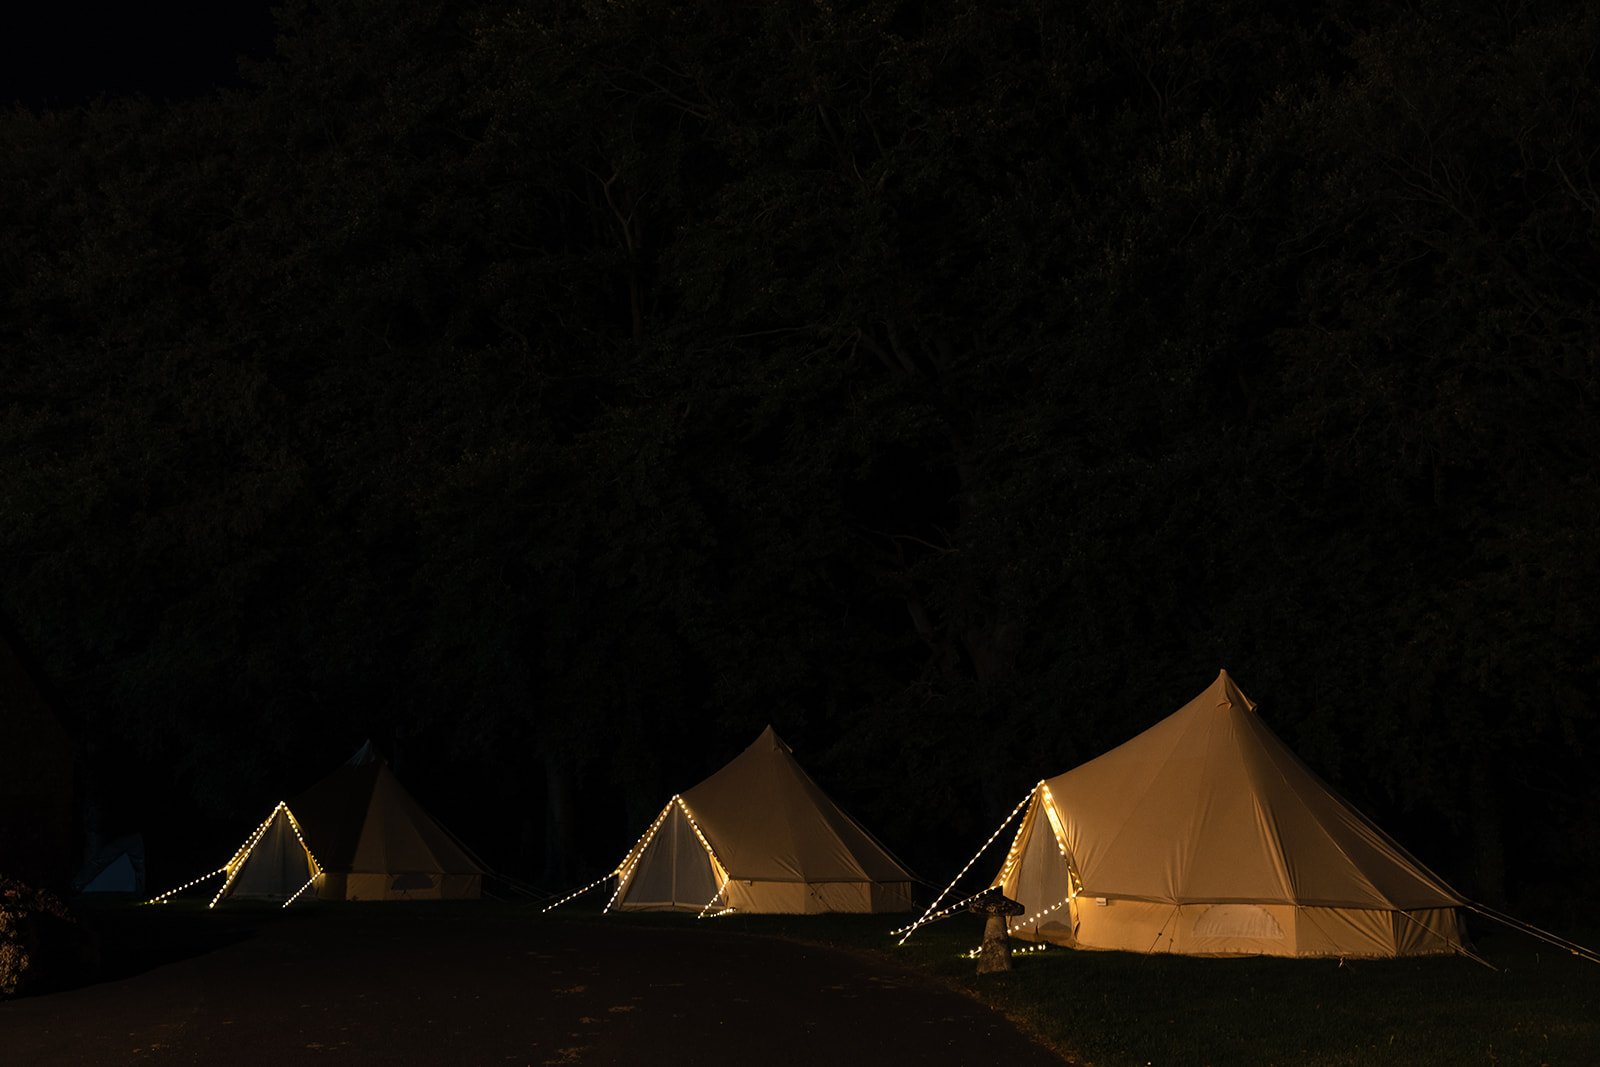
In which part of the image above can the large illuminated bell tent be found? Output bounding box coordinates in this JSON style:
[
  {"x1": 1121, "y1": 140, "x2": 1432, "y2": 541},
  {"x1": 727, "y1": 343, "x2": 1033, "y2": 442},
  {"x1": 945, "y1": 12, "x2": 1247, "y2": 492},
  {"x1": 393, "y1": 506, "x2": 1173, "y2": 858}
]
[
  {"x1": 907, "y1": 671, "x2": 1480, "y2": 959},
  {"x1": 550, "y1": 726, "x2": 916, "y2": 915},
  {"x1": 149, "y1": 742, "x2": 486, "y2": 906}
]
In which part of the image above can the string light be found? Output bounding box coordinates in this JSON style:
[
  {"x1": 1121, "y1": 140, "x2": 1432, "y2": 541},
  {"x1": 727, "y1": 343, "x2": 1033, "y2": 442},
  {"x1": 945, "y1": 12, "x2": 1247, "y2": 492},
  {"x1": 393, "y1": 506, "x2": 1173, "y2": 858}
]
[
  {"x1": 697, "y1": 877, "x2": 731, "y2": 919},
  {"x1": 960, "y1": 942, "x2": 1051, "y2": 960},
  {"x1": 1012, "y1": 895, "x2": 1073, "y2": 931},
  {"x1": 895, "y1": 785, "x2": 1039, "y2": 945},
  {"x1": 145, "y1": 867, "x2": 227, "y2": 904},
  {"x1": 595, "y1": 795, "x2": 731, "y2": 915},
  {"x1": 211, "y1": 802, "x2": 322, "y2": 908},
  {"x1": 889, "y1": 889, "x2": 994, "y2": 935},
  {"x1": 541, "y1": 873, "x2": 613, "y2": 914},
  {"x1": 282, "y1": 877, "x2": 317, "y2": 908},
  {"x1": 603, "y1": 801, "x2": 677, "y2": 913},
  {"x1": 145, "y1": 800, "x2": 322, "y2": 908}
]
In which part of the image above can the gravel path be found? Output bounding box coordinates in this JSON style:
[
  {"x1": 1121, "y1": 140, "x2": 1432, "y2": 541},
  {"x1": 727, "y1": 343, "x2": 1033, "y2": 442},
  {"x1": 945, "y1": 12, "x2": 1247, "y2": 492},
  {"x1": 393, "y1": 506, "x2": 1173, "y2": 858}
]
[{"x1": 0, "y1": 909, "x2": 1065, "y2": 1065}]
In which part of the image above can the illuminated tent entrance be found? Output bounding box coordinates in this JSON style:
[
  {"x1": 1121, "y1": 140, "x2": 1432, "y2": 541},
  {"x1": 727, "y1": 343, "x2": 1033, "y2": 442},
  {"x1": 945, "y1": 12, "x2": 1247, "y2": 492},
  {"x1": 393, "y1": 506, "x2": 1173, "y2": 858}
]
[
  {"x1": 149, "y1": 744, "x2": 485, "y2": 906},
  {"x1": 913, "y1": 671, "x2": 1470, "y2": 959},
  {"x1": 146, "y1": 801, "x2": 323, "y2": 907},
  {"x1": 604, "y1": 726, "x2": 915, "y2": 915}
]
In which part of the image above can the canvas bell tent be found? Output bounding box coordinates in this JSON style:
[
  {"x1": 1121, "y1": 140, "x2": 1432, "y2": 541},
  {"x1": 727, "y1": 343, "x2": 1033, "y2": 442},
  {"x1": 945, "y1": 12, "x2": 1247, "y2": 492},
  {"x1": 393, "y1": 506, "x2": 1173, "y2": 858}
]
[
  {"x1": 149, "y1": 744, "x2": 485, "y2": 906},
  {"x1": 555, "y1": 726, "x2": 915, "y2": 915},
  {"x1": 909, "y1": 671, "x2": 1471, "y2": 959},
  {"x1": 289, "y1": 743, "x2": 485, "y2": 901}
]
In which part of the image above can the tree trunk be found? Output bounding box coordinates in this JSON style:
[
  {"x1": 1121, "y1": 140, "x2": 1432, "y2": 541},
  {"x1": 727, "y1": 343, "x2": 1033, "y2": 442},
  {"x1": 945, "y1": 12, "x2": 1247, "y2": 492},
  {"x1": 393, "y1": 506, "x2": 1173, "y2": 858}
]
[
  {"x1": 1467, "y1": 754, "x2": 1506, "y2": 906},
  {"x1": 542, "y1": 752, "x2": 576, "y2": 886}
]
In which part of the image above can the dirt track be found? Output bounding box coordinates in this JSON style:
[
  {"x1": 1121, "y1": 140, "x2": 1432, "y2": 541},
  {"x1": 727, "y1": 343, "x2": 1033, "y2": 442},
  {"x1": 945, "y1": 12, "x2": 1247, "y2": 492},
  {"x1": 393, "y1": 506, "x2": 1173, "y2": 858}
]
[{"x1": 0, "y1": 908, "x2": 1065, "y2": 1065}]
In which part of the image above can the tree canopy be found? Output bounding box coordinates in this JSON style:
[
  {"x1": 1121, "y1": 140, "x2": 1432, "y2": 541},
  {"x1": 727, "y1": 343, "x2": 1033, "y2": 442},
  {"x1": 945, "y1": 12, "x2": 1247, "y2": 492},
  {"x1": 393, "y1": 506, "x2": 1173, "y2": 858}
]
[{"x1": 2, "y1": 0, "x2": 1596, "y2": 906}]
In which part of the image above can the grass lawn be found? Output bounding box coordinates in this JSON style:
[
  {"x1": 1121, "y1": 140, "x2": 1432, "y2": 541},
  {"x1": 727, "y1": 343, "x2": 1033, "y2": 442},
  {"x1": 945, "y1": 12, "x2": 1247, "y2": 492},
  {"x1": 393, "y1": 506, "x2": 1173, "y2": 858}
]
[
  {"x1": 60, "y1": 897, "x2": 1600, "y2": 1064},
  {"x1": 584, "y1": 907, "x2": 1600, "y2": 1066}
]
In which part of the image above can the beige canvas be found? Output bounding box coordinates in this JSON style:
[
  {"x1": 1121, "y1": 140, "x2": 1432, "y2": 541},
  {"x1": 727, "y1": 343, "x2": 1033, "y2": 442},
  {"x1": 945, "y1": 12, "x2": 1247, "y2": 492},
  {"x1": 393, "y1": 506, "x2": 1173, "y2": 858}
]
[
  {"x1": 291, "y1": 753, "x2": 486, "y2": 901},
  {"x1": 222, "y1": 804, "x2": 320, "y2": 900},
  {"x1": 610, "y1": 726, "x2": 915, "y2": 914},
  {"x1": 997, "y1": 671, "x2": 1469, "y2": 957}
]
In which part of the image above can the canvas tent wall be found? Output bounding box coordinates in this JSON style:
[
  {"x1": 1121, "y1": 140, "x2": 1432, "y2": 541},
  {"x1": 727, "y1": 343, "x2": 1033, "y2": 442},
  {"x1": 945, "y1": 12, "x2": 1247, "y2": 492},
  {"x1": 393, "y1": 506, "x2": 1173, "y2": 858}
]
[
  {"x1": 216, "y1": 803, "x2": 321, "y2": 901},
  {"x1": 991, "y1": 671, "x2": 1468, "y2": 958},
  {"x1": 288, "y1": 745, "x2": 485, "y2": 901},
  {"x1": 609, "y1": 726, "x2": 915, "y2": 914}
]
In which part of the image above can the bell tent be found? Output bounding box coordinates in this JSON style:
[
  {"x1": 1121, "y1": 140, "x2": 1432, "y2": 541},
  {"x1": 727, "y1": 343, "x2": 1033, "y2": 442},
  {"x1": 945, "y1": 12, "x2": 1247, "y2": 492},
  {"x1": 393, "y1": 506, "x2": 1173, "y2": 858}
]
[
  {"x1": 150, "y1": 743, "x2": 485, "y2": 905},
  {"x1": 290, "y1": 742, "x2": 485, "y2": 901},
  {"x1": 917, "y1": 671, "x2": 1470, "y2": 958},
  {"x1": 597, "y1": 726, "x2": 915, "y2": 915}
]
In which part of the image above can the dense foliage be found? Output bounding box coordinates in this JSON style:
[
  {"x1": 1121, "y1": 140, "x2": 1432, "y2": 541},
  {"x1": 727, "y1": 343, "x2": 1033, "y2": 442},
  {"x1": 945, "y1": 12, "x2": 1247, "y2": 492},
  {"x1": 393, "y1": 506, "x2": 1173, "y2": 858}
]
[
  {"x1": 3, "y1": 0, "x2": 1596, "y2": 904},
  {"x1": 0, "y1": 877, "x2": 96, "y2": 996}
]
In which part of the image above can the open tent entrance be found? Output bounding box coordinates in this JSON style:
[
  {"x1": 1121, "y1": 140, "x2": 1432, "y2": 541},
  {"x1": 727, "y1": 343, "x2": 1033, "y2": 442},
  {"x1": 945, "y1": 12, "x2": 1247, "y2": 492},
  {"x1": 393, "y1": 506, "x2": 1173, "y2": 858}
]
[
  {"x1": 216, "y1": 803, "x2": 321, "y2": 904},
  {"x1": 149, "y1": 801, "x2": 323, "y2": 907},
  {"x1": 997, "y1": 785, "x2": 1081, "y2": 944},
  {"x1": 611, "y1": 799, "x2": 727, "y2": 912}
]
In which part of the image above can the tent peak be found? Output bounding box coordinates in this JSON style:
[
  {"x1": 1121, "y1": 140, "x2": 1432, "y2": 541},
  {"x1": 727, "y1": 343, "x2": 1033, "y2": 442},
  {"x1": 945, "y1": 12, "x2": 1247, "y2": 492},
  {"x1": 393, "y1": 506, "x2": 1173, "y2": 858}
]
[
  {"x1": 347, "y1": 740, "x2": 385, "y2": 766},
  {"x1": 754, "y1": 724, "x2": 792, "y2": 752},
  {"x1": 1209, "y1": 669, "x2": 1256, "y2": 714}
]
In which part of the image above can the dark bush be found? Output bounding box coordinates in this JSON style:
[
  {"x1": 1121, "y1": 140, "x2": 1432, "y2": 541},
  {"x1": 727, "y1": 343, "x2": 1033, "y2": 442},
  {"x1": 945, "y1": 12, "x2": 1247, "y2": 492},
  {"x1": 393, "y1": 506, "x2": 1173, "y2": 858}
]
[{"x1": 0, "y1": 875, "x2": 99, "y2": 997}]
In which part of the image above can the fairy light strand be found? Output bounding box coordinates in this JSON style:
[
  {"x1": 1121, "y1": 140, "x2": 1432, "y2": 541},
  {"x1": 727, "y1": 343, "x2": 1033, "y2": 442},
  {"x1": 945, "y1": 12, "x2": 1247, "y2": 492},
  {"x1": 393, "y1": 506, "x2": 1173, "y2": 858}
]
[
  {"x1": 698, "y1": 876, "x2": 732, "y2": 919},
  {"x1": 896, "y1": 785, "x2": 1039, "y2": 946},
  {"x1": 146, "y1": 799, "x2": 323, "y2": 908},
  {"x1": 282, "y1": 876, "x2": 317, "y2": 908},
  {"x1": 542, "y1": 873, "x2": 612, "y2": 913},
  {"x1": 145, "y1": 867, "x2": 227, "y2": 904},
  {"x1": 603, "y1": 800, "x2": 677, "y2": 913}
]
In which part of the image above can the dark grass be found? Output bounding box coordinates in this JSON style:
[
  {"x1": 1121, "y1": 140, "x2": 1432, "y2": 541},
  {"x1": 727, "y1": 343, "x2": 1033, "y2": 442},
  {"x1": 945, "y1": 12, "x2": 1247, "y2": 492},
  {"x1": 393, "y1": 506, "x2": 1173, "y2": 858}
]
[
  {"x1": 57, "y1": 899, "x2": 1600, "y2": 1064},
  {"x1": 577, "y1": 907, "x2": 1600, "y2": 1066}
]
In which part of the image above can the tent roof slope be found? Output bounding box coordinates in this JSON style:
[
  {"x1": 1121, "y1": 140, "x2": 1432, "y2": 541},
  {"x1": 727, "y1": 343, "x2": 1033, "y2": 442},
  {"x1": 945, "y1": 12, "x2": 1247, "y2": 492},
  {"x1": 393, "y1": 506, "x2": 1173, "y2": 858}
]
[
  {"x1": 290, "y1": 756, "x2": 484, "y2": 877},
  {"x1": 681, "y1": 725, "x2": 912, "y2": 885},
  {"x1": 1044, "y1": 670, "x2": 1462, "y2": 911}
]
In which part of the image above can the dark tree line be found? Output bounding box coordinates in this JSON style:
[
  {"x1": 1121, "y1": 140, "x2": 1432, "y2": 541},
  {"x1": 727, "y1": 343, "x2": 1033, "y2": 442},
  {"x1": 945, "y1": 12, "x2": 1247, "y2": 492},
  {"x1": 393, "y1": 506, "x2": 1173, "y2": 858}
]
[{"x1": 3, "y1": 0, "x2": 1597, "y2": 909}]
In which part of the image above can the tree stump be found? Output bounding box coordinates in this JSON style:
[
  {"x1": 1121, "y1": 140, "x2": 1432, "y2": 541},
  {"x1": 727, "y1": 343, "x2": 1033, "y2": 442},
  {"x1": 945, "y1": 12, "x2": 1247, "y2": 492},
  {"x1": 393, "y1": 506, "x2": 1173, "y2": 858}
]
[{"x1": 967, "y1": 888, "x2": 1026, "y2": 975}]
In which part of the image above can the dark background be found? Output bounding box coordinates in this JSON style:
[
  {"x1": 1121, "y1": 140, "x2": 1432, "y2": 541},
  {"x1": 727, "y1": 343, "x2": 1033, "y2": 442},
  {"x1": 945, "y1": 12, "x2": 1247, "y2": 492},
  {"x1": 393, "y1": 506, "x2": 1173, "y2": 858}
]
[{"x1": 2, "y1": 0, "x2": 1596, "y2": 919}]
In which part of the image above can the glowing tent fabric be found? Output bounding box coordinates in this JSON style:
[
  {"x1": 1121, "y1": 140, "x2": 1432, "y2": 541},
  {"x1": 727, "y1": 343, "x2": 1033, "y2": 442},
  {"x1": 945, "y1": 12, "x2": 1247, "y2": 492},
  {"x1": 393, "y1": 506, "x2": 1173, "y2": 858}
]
[
  {"x1": 288, "y1": 752, "x2": 486, "y2": 901},
  {"x1": 221, "y1": 804, "x2": 320, "y2": 901},
  {"x1": 169, "y1": 746, "x2": 486, "y2": 905},
  {"x1": 611, "y1": 726, "x2": 915, "y2": 914},
  {"x1": 995, "y1": 671, "x2": 1469, "y2": 958}
]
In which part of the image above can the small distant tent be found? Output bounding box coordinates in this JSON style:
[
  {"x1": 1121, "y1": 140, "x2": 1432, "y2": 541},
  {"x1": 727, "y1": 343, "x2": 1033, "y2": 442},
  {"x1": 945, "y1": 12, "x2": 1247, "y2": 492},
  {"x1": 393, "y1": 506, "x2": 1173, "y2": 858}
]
[
  {"x1": 606, "y1": 726, "x2": 915, "y2": 915},
  {"x1": 982, "y1": 671, "x2": 1468, "y2": 958},
  {"x1": 290, "y1": 742, "x2": 485, "y2": 901},
  {"x1": 73, "y1": 834, "x2": 147, "y2": 895},
  {"x1": 149, "y1": 743, "x2": 485, "y2": 905}
]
